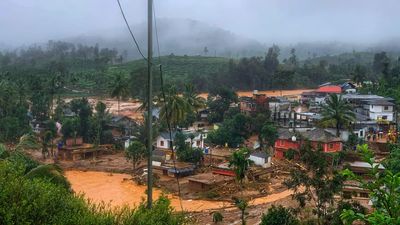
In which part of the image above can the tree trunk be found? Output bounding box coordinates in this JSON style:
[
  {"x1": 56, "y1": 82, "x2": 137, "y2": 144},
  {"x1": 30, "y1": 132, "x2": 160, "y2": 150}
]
[
  {"x1": 118, "y1": 97, "x2": 120, "y2": 115},
  {"x1": 336, "y1": 122, "x2": 340, "y2": 137},
  {"x1": 50, "y1": 138, "x2": 54, "y2": 157},
  {"x1": 241, "y1": 210, "x2": 245, "y2": 225}
]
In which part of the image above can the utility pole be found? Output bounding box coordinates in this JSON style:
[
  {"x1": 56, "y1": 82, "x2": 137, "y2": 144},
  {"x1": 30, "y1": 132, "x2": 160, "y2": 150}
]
[{"x1": 146, "y1": 0, "x2": 153, "y2": 209}]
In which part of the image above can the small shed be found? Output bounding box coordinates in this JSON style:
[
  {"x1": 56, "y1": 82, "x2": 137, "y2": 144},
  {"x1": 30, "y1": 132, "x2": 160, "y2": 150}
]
[{"x1": 249, "y1": 151, "x2": 271, "y2": 168}]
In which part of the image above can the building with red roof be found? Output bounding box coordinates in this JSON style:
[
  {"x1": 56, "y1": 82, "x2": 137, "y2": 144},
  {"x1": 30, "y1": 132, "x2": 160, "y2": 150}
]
[{"x1": 316, "y1": 85, "x2": 342, "y2": 94}]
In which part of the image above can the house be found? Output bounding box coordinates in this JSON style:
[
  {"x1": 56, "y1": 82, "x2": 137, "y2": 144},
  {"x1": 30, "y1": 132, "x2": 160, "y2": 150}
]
[
  {"x1": 239, "y1": 90, "x2": 269, "y2": 116},
  {"x1": 269, "y1": 96, "x2": 290, "y2": 112},
  {"x1": 249, "y1": 151, "x2": 271, "y2": 168},
  {"x1": 362, "y1": 99, "x2": 395, "y2": 122},
  {"x1": 340, "y1": 82, "x2": 357, "y2": 94},
  {"x1": 108, "y1": 115, "x2": 138, "y2": 137},
  {"x1": 343, "y1": 94, "x2": 396, "y2": 137},
  {"x1": 316, "y1": 85, "x2": 342, "y2": 94},
  {"x1": 342, "y1": 161, "x2": 385, "y2": 201},
  {"x1": 274, "y1": 128, "x2": 343, "y2": 159},
  {"x1": 198, "y1": 109, "x2": 209, "y2": 121},
  {"x1": 301, "y1": 85, "x2": 342, "y2": 105},
  {"x1": 156, "y1": 131, "x2": 207, "y2": 149}
]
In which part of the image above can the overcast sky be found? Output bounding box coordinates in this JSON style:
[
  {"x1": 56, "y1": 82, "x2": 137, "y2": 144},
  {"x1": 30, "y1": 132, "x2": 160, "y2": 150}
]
[{"x1": 1, "y1": 0, "x2": 400, "y2": 46}]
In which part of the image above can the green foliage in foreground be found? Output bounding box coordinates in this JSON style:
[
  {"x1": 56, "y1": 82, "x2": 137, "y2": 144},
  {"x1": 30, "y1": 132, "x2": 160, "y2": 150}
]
[
  {"x1": 260, "y1": 205, "x2": 299, "y2": 225},
  {"x1": 0, "y1": 150, "x2": 186, "y2": 225},
  {"x1": 340, "y1": 144, "x2": 400, "y2": 225}
]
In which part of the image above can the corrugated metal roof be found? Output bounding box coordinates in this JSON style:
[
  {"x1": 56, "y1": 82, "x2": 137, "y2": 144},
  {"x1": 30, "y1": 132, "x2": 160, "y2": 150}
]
[{"x1": 316, "y1": 85, "x2": 342, "y2": 93}]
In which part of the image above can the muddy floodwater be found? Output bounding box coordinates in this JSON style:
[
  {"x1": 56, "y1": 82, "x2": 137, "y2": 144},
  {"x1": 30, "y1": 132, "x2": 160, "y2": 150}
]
[{"x1": 65, "y1": 170, "x2": 292, "y2": 212}]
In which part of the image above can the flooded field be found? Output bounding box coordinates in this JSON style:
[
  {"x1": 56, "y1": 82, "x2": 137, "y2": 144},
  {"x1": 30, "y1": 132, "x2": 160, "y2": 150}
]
[{"x1": 65, "y1": 170, "x2": 292, "y2": 212}]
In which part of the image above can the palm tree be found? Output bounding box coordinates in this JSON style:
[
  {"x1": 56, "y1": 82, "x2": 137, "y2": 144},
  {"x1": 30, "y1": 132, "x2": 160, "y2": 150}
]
[
  {"x1": 183, "y1": 83, "x2": 205, "y2": 112},
  {"x1": 321, "y1": 94, "x2": 355, "y2": 137},
  {"x1": 159, "y1": 86, "x2": 192, "y2": 128},
  {"x1": 110, "y1": 73, "x2": 129, "y2": 115}
]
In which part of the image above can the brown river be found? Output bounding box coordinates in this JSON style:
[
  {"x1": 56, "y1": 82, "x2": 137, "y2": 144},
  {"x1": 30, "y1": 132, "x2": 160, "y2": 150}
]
[{"x1": 65, "y1": 170, "x2": 292, "y2": 212}]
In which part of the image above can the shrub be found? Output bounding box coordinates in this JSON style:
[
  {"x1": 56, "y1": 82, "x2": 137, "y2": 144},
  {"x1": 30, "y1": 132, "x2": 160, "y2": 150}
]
[
  {"x1": 261, "y1": 205, "x2": 299, "y2": 225},
  {"x1": 0, "y1": 155, "x2": 186, "y2": 225},
  {"x1": 212, "y1": 211, "x2": 224, "y2": 223}
]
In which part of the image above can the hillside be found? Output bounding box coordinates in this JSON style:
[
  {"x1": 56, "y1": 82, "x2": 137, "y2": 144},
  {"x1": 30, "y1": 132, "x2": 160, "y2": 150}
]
[
  {"x1": 68, "y1": 55, "x2": 231, "y2": 96},
  {"x1": 66, "y1": 18, "x2": 265, "y2": 60}
]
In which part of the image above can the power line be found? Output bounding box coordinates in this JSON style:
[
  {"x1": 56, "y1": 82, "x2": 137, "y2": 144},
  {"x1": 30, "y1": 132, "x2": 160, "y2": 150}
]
[
  {"x1": 116, "y1": 0, "x2": 147, "y2": 61},
  {"x1": 153, "y1": 1, "x2": 184, "y2": 212}
]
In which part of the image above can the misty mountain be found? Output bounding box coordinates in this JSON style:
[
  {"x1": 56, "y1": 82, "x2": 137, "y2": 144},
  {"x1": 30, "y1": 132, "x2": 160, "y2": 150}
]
[
  {"x1": 65, "y1": 18, "x2": 266, "y2": 60},
  {"x1": 62, "y1": 18, "x2": 400, "y2": 61}
]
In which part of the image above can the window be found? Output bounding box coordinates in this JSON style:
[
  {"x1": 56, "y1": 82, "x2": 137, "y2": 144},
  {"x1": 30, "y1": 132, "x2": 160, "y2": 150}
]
[
  {"x1": 382, "y1": 116, "x2": 388, "y2": 120},
  {"x1": 329, "y1": 143, "x2": 334, "y2": 149},
  {"x1": 196, "y1": 141, "x2": 201, "y2": 146},
  {"x1": 280, "y1": 140, "x2": 284, "y2": 145},
  {"x1": 360, "y1": 192, "x2": 369, "y2": 198},
  {"x1": 384, "y1": 106, "x2": 389, "y2": 110},
  {"x1": 359, "y1": 130, "x2": 364, "y2": 137},
  {"x1": 160, "y1": 141, "x2": 164, "y2": 147}
]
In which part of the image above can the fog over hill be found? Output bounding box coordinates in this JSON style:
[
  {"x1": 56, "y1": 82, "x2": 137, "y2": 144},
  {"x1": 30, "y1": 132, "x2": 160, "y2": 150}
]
[
  {"x1": 2, "y1": 18, "x2": 400, "y2": 61},
  {"x1": 65, "y1": 18, "x2": 266, "y2": 59},
  {"x1": 49, "y1": 18, "x2": 400, "y2": 61}
]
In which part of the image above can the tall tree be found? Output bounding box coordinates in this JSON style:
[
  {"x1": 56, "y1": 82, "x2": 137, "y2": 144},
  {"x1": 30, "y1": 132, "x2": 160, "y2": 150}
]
[
  {"x1": 373, "y1": 51, "x2": 390, "y2": 75},
  {"x1": 229, "y1": 148, "x2": 251, "y2": 188},
  {"x1": 352, "y1": 64, "x2": 366, "y2": 85},
  {"x1": 110, "y1": 73, "x2": 129, "y2": 115},
  {"x1": 284, "y1": 142, "x2": 344, "y2": 225},
  {"x1": 260, "y1": 122, "x2": 278, "y2": 153},
  {"x1": 321, "y1": 94, "x2": 355, "y2": 137},
  {"x1": 159, "y1": 86, "x2": 192, "y2": 128},
  {"x1": 183, "y1": 83, "x2": 205, "y2": 113}
]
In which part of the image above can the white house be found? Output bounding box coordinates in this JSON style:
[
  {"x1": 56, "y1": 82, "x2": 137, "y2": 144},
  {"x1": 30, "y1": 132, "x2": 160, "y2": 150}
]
[
  {"x1": 156, "y1": 131, "x2": 207, "y2": 149},
  {"x1": 249, "y1": 151, "x2": 271, "y2": 168},
  {"x1": 363, "y1": 99, "x2": 395, "y2": 122}
]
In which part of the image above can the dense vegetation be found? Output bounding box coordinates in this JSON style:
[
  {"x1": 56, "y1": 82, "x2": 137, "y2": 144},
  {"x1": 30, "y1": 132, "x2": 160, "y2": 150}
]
[
  {"x1": 0, "y1": 142, "x2": 186, "y2": 225},
  {"x1": 2, "y1": 40, "x2": 400, "y2": 100}
]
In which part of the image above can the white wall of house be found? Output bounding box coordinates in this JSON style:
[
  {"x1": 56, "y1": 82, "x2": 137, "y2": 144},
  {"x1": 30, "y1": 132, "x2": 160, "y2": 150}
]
[
  {"x1": 156, "y1": 134, "x2": 206, "y2": 149},
  {"x1": 156, "y1": 137, "x2": 171, "y2": 149},
  {"x1": 249, "y1": 156, "x2": 272, "y2": 168},
  {"x1": 369, "y1": 105, "x2": 393, "y2": 113},
  {"x1": 368, "y1": 104, "x2": 394, "y2": 121},
  {"x1": 354, "y1": 127, "x2": 368, "y2": 138},
  {"x1": 315, "y1": 96, "x2": 326, "y2": 105},
  {"x1": 344, "y1": 88, "x2": 357, "y2": 94}
]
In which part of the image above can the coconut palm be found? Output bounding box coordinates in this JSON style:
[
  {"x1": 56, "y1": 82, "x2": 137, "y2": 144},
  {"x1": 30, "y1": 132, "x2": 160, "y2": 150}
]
[
  {"x1": 183, "y1": 83, "x2": 205, "y2": 112},
  {"x1": 110, "y1": 73, "x2": 129, "y2": 115},
  {"x1": 321, "y1": 94, "x2": 355, "y2": 137},
  {"x1": 159, "y1": 86, "x2": 192, "y2": 128}
]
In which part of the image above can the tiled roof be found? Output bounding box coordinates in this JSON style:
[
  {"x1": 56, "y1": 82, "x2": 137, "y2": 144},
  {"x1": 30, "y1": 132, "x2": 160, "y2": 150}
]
[{"x1": 277, "y1": 128, "x2": 342, "y2": 143}]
